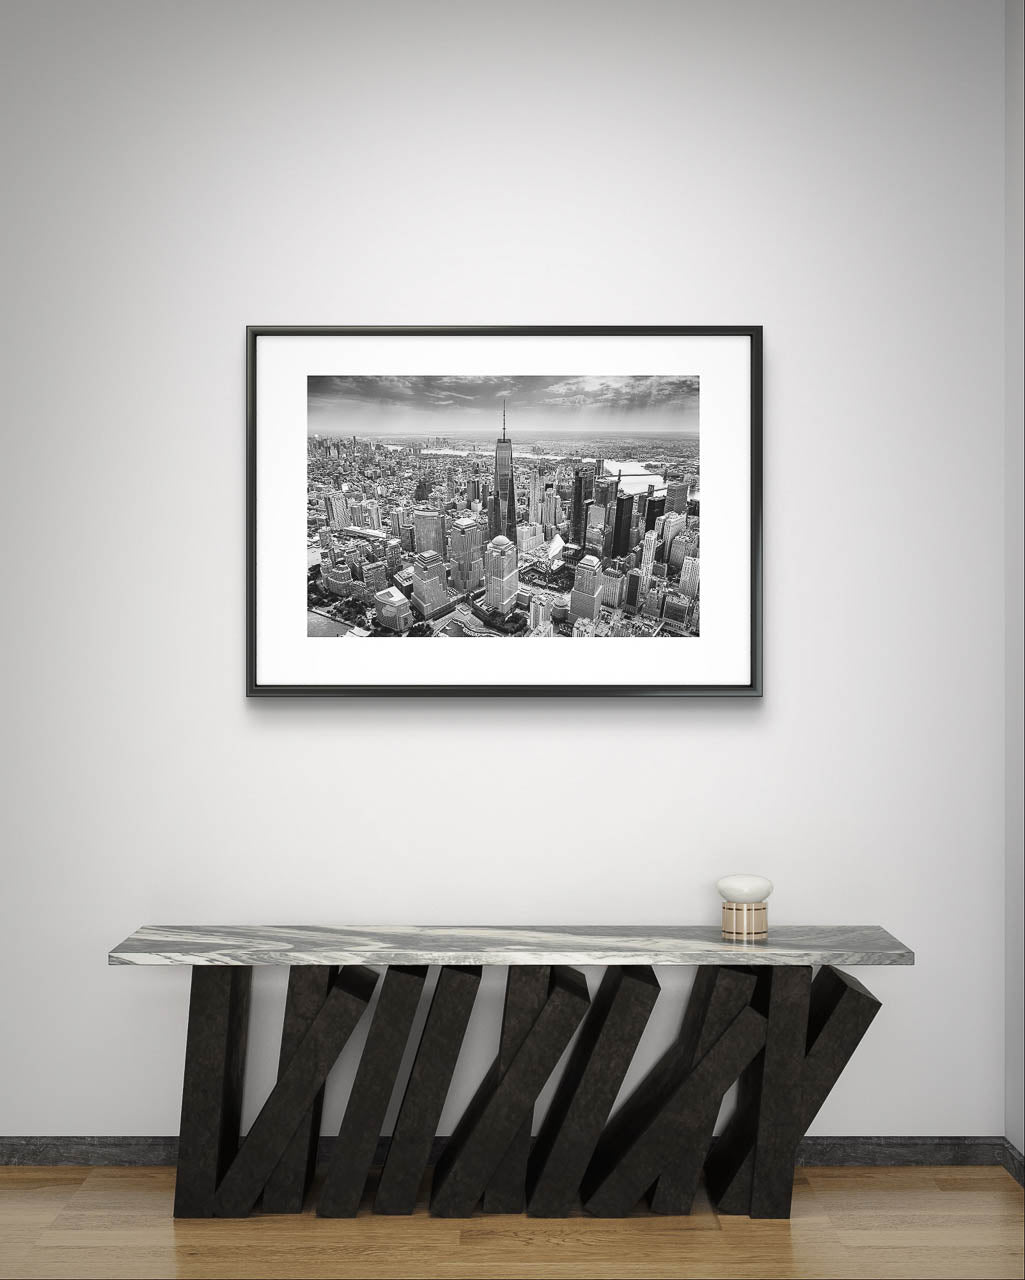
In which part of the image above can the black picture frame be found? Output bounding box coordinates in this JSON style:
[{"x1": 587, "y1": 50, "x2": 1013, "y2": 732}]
[{"x1": 247, "y1": 325, "x2": 762, "y2": 698}]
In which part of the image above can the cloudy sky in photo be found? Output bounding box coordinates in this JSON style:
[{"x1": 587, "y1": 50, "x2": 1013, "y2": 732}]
[{"x1": 308, "y1": 375, "x2": 699, "y2": 437}]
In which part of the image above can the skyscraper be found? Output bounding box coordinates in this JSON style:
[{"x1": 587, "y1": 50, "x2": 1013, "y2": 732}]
[
  {"x1": 600, "y1": 566, "x2": 626, "y2": 609},
  {"x1": 644, "y1": 494, "x2": 666, "y2": 531},
  {"x1": 570, "y1": 555, "x2": 602, "y2": 623},
  {"x1": 492, "y1": 402, "x2": 517, "y2": 547},
  {"x1": 659, "y1": 511, "x2": 688, "y2": 562},
  {"x1": 542, "y1": 485, "x2": 561, "y2": 530},
  {"x1": 624, "y1": 567, "x2": 643, "y2": 612},
  {"x1": 411, "y1": 550, "x2": 450, "y2": 619},
  {"x1": 484, "y1": 535, "x2": 518, "y2": 615},
  {"x1": 528, "y1": 594, "x2": 552, "y2": 630},
  {"x1": 636, "y1": 488, "x2": 648, "y2": 522},
  {"x1": 681, "y1": 555, "x2": 700, "y2": 600},
  {"x1": 639, "y1": 529, "x2": 658, "y2": 593},
  {"x1": 325, "y1": 492, "x2": 349, "y2": 530},
  {"x1": 527, "y1": 468, "x2": 542, "y2": 524},
  {"x1": 669, "y1": 536, "x2": 691, "y2": 573},
  {"x1": 413, "y1": 508, "x2": 445, "y2": 557},
  {"x1": 584, "y1": 507, "x2": 605, "y2": 554},
  {"x1": 570, "y1": 463, "x2": 595, "y2": 546},
  {"x1": 592, "y1": 475, "x2": 614, "y2": 508},
  {"x1": 449, "y1": 516, "x2": 484, "y2": 594},
  {"x1": 516, "y1": 522, "x2": 544, "y2": 554},
  {"x1": 612, "y1": 491, "x2": 635, "y2": 557}
]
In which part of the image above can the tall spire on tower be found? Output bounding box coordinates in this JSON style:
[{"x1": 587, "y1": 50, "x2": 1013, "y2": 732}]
[{"x1": 492, "y1": 397, "x2": 516, "y2": 548}]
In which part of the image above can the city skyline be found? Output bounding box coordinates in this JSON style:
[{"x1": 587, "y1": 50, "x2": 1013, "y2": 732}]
[{"x1": 307, "y1": 377, "x2": 700, "y2": 641}]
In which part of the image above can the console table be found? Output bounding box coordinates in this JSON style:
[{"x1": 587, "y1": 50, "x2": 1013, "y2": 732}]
[{"x1": 108, "y1": 924, "x2": 913, "y2": 1221}]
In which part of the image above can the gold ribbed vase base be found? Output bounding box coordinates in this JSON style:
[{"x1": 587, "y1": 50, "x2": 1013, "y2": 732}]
[{"x1": 721, "y1": 901, "x2": 768, "y2": 940}]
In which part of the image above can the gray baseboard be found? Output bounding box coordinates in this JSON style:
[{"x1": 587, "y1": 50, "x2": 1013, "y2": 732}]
[
  {"x1": 2, "y1": 1135, "x2": 1023, "y2": 1186},
  {"x1": 794, "y1": 1135, "x2": 1011, "y2": 1168},
  {"x1": 999, "y1": 1138, "x2": 1025, "y2": 1186},
  {"x1": 0, "y1": 1136, "x2": 180, "y2": 1166}
]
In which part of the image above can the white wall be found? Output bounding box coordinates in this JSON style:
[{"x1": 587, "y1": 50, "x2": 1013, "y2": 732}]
[
  {"x1": 0, "y1": 0, "x2": 1012, "y2": 1140},
  {"x1": 1004, "y1": 0, "x2": 1024, "y2": 1157}
]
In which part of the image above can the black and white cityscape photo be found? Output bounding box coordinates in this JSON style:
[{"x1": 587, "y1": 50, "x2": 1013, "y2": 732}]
[{"x1": 307, "y1": 376, "x2": 700, "y2": 639}]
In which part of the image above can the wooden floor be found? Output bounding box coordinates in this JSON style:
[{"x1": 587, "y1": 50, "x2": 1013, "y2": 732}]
[{"x1": 0, "y1": 1166, "x2": 1021, "y2": 1280}]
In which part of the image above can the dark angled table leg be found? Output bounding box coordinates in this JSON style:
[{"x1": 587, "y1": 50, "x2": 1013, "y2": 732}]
[
  {"x1": 582, "y1": 1003, "x2": 766, "y2": 1217},
  {"x1": 212, "y1": 966, "x2": 379, "y2": 1218},
  {"x1": 262, "y1": 965, "x2": 337, "y2": 1214},
  {"x1": 318, "y1": 965, "x2": 428, "y2": 1218},
  {"x1": 431, "y1": 967, "x2": 591, "y2": 1218},
  {"x1": 706, "y1": 965, "x2": 882, "y2": 1219},
  {"x1": 174, "y1": 966, "x2": 252, "y2": 1219},
  {"x1": 649, "y1": 966, "x2": 758, "y2": 1214},
  {"x1": 703, "y1": 987, "x2": 766, "y2": 1215},
  {"x1": 482, "y1": 965, "x2": 550, "y2": 1213},
  {"x1": 374, "y1": 965, "x2": 482, "y2": 1216},
  {"x1": 749, "y1": 966, "x2": 812, "y2": 1218},
  {"x1": 527, "y1": 966, "x2": 660, "y2": 1218}
]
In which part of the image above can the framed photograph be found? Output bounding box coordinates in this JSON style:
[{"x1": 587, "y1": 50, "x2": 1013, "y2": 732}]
[{"x1": 248, "y1": 326, "x2": 761, "y2": 697}]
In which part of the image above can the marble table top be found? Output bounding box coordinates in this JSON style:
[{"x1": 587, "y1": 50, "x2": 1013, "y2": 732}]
[{"x1": 108, "y1": 924, "x2": 914, "y2": 968}]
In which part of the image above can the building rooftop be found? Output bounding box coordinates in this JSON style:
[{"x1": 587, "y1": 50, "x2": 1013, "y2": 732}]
[{"x1": 340, "y1": 525, "x2": 387, "y2": 542}]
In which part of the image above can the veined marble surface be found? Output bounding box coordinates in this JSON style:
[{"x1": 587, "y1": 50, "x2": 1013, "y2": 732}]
[{"x1": 108, "y1": 924, "x2": 914, "y2": 967}]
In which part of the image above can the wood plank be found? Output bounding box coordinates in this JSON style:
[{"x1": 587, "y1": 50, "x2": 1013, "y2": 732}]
[{"x1": 2, "y1": 1165, "x2": 1020, "y2": 1280}]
